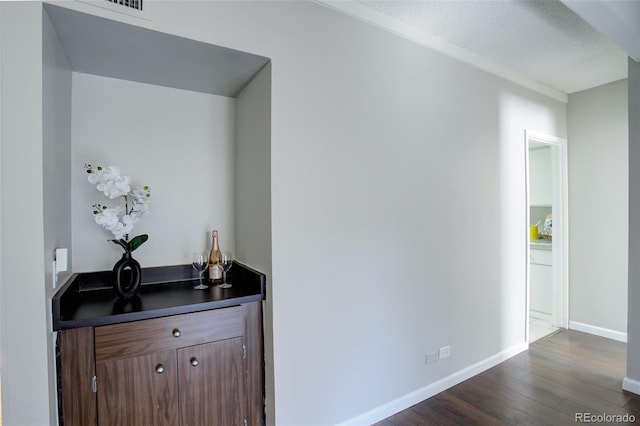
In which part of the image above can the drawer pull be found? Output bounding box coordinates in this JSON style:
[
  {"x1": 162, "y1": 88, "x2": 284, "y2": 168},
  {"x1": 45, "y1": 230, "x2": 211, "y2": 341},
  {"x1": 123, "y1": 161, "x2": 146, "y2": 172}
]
[
  {"x1": 155, "y1": 364, "x2": 165, "y2": 374},
  {"x1": 190, "y1": 357, "x2": 199, "y2": 367},
  {"x1": 172, "y1": 328, "x2": 181, "y2": 338}
]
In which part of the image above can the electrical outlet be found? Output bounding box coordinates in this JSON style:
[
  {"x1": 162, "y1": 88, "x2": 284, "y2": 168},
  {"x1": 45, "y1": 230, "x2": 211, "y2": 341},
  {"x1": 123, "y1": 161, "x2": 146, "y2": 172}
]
[
  {"x1": 439, "y1": 345, "x2": 451, "y2": 359},
  {"x1": 425, "y1": 351, "x2": 439, "y2": 364}
]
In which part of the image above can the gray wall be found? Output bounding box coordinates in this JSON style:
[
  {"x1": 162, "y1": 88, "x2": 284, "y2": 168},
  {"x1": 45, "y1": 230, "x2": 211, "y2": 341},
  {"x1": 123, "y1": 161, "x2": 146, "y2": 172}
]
[
  {"x1": 568, "y1": 80, "x2": 628, "y2": 335},
  {"x1": 43, "y1": 8, "x2": 73, "y2": 423},
  {"x1": 627, "y1": 58, "x2": 640, "y2": 392},
  {"x1": 0, "y1": 3, "x2": 51, "y2": 425},
  {"x1": 143, "y1": 3, "x2": 565, "y2": 424},
  {"x1": 0, "y1": 2, "x2": 568, "y2": 424},
  {"x1": 71, "y1": 72, "x2": 236, "y2": 270},
  {"x1": 234, "y1": 63, "x2": 274, "y2": 422}
]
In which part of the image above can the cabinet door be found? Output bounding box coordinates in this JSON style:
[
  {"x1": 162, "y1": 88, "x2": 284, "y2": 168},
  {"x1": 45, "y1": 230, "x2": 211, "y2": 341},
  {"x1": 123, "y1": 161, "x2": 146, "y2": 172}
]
[
  {"x1": 96, "y1": 350, "x2": 178, "y2": 426},
  {"x1": 530, "y1": 263, "x2": 553, "y2": 315},
  {"x1": 58, "y1": 327, "x2": 97, "y2": 426},
  {"x1": 244, "y1": 302, "x2": 265, "y2": 426},
  {"x1": 179, "y1": 337, "x2": 246, "y2": 426}
]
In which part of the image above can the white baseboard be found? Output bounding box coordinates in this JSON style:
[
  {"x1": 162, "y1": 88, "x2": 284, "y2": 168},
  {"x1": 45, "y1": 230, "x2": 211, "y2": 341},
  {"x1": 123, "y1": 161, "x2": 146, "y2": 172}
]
[
  {"x1": 335, "y1": 341, "x2": 529, "y2": 426},
  {"x1": 623, "y1": 377, "x2": 640, "y2": 395},
  {"x1": 569, "y1": 321, "x2": 627, "y2": 342}
]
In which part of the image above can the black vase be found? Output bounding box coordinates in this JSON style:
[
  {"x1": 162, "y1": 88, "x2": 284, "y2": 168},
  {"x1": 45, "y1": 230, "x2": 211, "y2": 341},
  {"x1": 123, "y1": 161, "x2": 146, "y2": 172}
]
[{"x1": 113, "y1": 252, "x2": 142, "y2": 298}]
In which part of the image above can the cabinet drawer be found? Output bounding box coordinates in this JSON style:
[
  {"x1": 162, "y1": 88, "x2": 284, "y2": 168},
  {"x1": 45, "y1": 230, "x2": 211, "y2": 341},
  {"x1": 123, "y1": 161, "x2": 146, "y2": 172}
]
[
  {"x1": 95, "y1": 306, "x2": 244, "y2": 363},
  {"x1": 530, "y1": 248, "x2": 552, "y2": 266}
]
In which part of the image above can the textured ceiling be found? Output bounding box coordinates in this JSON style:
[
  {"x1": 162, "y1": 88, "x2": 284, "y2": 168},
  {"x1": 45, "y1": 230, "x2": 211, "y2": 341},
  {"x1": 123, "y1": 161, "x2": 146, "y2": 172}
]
[{"x1": 356, "y1": 0, "x2": 627, "y2": 94}]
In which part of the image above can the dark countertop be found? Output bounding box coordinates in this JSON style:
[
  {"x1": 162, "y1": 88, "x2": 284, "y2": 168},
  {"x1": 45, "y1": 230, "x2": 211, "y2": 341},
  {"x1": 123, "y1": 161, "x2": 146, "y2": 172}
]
[{"x1": 52, "y1": 261, "x2": 265, "y2": 330}]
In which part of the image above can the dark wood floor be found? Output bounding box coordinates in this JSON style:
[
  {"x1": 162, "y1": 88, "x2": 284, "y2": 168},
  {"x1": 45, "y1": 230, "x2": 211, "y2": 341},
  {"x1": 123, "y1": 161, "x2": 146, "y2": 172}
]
[{"x1": 376, "y1": 330, "x2": 640, "y2": 425}]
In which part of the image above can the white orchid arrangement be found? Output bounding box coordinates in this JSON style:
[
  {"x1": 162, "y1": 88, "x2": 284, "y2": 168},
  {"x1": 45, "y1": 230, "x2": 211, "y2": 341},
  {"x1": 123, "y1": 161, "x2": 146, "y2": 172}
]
[{"x1": 85, "y1": 163, "x2": 151, "y2": 254}]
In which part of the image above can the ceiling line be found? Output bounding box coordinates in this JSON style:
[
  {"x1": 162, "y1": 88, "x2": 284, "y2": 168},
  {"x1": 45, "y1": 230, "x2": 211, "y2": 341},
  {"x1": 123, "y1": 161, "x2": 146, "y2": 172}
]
[{"x1": 315, "y1": 0, "x2": 568, "y2": 104}]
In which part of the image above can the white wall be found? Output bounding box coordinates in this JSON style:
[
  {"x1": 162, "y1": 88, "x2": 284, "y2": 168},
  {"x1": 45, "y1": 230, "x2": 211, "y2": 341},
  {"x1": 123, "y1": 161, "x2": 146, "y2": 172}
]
[
  {"x1": 2, "y1": 1, "x2": 568, "y2": 424},
  {"x1": 568, "y1": 80, "x2": 628, "y2": 335},
  {"x1": 71, "y1": 73, "x2": 236, "y2": 271},
  {"x1": 0, "y1": 3, "x2": 51, "y2": 425}
]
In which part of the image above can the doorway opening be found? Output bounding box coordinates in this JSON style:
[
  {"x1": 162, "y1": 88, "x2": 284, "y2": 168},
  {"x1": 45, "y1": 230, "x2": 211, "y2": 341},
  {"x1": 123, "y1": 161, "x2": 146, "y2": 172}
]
[{"x1": 525, "y1": 130, "x2": 569, "y2": 343}]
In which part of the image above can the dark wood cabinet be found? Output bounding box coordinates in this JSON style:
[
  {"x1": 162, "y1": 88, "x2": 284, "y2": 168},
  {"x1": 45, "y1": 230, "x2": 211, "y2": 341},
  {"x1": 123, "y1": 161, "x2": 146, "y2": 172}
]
[
  {"x1": 178, "y1": 338, "x2": 246, "y2": 426},
  {"x1": 57, "y1": 302, "x2": 263, "y2": 426},
  {"x1": 58, "y1": 327, "x2": 97, "y2": 425},
  {"x1": 97, "y1": 349, "x2": 179, "y2": 426}
]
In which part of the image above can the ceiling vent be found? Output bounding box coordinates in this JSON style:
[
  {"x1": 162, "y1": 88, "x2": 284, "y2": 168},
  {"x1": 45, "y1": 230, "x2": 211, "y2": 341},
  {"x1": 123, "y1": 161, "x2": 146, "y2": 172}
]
[
  {"x1": 106, "y1": 0, "x2": 142, "y2": 12},
  {"x1": 77, "y1": 0, "x2": 150, "y2": 20}
]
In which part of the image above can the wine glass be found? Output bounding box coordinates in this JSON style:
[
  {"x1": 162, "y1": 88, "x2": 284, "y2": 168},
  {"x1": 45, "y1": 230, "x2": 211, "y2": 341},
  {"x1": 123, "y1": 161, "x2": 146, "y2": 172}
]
[
  {"x1": 219, "y1": 251, "x2": 233, "y2": 289},
  {"x1": 192, "y1": 252, "x2": 209, "y2": 290}
]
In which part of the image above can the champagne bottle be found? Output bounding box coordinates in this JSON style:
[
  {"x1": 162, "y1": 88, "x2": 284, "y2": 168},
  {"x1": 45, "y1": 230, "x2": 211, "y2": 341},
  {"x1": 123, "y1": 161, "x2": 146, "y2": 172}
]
[{"x1": 208, "y1": 230, "x2": 223, "y2": 283}]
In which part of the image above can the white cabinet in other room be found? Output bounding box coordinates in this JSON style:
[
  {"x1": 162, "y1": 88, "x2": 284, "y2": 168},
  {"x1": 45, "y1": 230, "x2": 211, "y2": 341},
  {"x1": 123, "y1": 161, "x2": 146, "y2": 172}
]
[{"x1": 530, "y1": 248, "x2": 553, "y2": 316}]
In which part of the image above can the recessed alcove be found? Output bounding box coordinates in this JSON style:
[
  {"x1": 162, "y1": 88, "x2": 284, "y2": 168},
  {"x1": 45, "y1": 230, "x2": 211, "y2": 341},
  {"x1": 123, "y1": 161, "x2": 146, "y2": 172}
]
[
  {"x1": 42, "y1": 4, "x2": 272, "y2": 273},
  {"x1": 44, "y1": 5, "x2": 269, "y2": 97}
]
